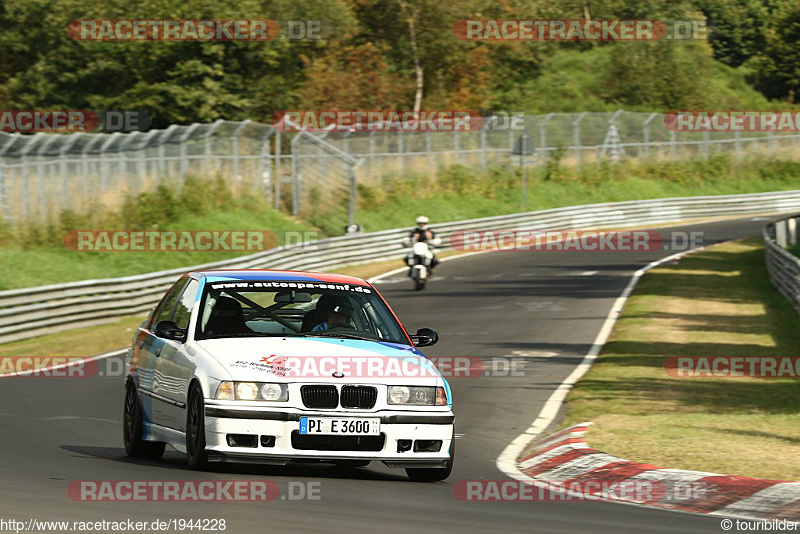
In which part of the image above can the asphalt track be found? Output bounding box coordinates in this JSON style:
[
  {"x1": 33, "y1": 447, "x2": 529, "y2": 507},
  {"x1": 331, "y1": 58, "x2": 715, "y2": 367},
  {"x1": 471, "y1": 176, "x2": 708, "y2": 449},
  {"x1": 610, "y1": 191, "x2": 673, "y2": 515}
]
[{"x1": 0, "y1": 216, "x2": 778, "y2": 533}]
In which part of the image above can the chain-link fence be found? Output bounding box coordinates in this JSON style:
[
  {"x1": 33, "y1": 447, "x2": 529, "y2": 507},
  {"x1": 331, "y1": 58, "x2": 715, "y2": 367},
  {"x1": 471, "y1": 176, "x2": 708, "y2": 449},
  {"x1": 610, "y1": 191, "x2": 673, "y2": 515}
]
[
  {"x1": 290, "y1": 132, "x2": 361, "y2": 233},
  {"x1": 318, "y1": 110, "x2": 800, "y2": 186},
  {"x1": 2, "y1": 110, "x2": 799, "y2": 229},
  {"x1": 0, "y1": 119, "x2": 280, "y2": 225}
]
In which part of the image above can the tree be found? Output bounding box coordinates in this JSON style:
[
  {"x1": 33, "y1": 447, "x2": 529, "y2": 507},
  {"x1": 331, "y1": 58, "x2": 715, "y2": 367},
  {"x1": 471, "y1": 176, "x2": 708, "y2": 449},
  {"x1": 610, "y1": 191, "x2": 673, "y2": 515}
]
[
  {"x1": 299, "y1": 42, "x2": 412, "y2": 108},
  {"x1": 750, "y1": 3, "x2": 800, "y2": 102},
  {"x1": 696, "y1": 0, "x2": 768, "y2": 67}
]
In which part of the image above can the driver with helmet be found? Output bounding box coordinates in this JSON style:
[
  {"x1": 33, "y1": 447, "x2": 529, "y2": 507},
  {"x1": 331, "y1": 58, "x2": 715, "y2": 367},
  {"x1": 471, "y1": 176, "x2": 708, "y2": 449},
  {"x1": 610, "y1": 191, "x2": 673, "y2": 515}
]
[{"x1": 312, "y1": 294, "x2": 356, "y2": 332}]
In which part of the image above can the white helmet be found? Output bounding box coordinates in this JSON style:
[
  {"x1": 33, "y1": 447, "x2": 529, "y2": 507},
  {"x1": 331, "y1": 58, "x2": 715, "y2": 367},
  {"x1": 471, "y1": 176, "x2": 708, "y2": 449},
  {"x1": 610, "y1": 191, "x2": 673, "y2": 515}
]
[{"x1": 416, "y1": 215, "x2": 429, "y2": 225}]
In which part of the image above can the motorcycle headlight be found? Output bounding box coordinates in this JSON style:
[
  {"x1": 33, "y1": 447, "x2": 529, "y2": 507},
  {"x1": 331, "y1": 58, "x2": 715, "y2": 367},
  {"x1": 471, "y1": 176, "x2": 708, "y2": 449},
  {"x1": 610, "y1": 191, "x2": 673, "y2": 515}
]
[{"x1": 388, "y1": 386, "x2": 437, "y2": 405}]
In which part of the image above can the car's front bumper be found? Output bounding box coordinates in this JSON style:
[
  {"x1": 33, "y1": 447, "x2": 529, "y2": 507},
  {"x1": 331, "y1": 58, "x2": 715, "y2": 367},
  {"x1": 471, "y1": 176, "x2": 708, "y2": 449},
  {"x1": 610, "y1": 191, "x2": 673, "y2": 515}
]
[{"x1": 203, "y1": 404, "x2": 454, "y2": 467}]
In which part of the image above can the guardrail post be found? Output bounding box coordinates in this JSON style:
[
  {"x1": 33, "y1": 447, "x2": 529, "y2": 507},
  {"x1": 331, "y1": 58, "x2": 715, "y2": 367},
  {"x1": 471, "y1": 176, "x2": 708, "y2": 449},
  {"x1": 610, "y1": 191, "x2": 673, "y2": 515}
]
[
  {"x1": 539, "y1": 113, "x2": 553, "y2": 166},
  {"x1": 670, "y1": 130, "x2": 676, "y2": 161},
  {"x1": 426, "y1": 131, "x2": 433, "y2": 176},
  {"x1": 480, "y1": 127, "x2": 487, "y2": 169},
  {"x1": 0, "y1": 161, "x2": 8, "y2": 224},
  {"x1": 20, "y1": 154, "x2": 29, "y2": 220},
  {"x1": 275, "y1": 130, "x2": 281, "y2": 210},
  {"x1": 398, "y1": 132, "x2": 406, "y2": 175},
  {"x1": 292, "y1": 154, "x2": 299, "y2": 216},
  {"x1": 789, "y1": 217, "x2": 797, "y2": 247},
  {"x1": 520, "y1": 133, "x2": 528, "y2": 208},
  {"x1": 369, "y1": 131, "x2": 376, "y2": 180},
  {"x1": 232, "y1": 120, "x2": 251, "y2": 192},
  {"x1": 348, "y1": 162, "x2": 358, "y2": 228},
  {"x1": 776, "y1": 220, "x2": 788, "y2": 248},
  {"x1": 258, "y1": 129, "x2": 274, "y2": 199},
  {"x1": 643, "y1": 113, "x2": 658, "y2": 160},
  {"x1": 573, "y1": 112, "x2": 586, "y2": 169}
]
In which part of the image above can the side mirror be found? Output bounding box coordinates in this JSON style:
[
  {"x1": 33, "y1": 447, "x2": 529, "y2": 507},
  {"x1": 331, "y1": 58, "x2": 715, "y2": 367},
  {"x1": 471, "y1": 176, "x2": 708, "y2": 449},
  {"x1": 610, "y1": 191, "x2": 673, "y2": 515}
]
[
  {"x1": 410, "y1": 328, "x2": 439, "y2": 347},
  {"x1": 154, "y1": 320, "x2": 187, "y2": 342}
]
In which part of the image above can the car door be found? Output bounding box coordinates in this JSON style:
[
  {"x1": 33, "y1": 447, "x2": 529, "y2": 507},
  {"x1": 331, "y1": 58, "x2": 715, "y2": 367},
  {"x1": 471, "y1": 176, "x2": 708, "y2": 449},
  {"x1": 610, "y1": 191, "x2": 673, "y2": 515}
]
[
  {"x1": 153, "y1": 278, "x2": 200, "y2": 431},
  {"x1": 138, "y1": 277, "x2": 189, "y2": 426}
]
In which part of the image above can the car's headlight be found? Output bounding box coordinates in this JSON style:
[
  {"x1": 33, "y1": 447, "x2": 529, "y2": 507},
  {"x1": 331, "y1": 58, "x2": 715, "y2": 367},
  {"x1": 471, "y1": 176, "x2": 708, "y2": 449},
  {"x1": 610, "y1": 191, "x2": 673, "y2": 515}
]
[
  {"x1": 216, "y1": 381, "x2": 288, "y2": 402},
  {"x1": 388, "y1": 386, "x2": 447, "y2": 406},
  {"x1": 236, "y1": 382, "x2": 259, "y2": 400},
  {"x1": 260, "y1": 383, "x2": 288, "y2": 401},
  {"x1": 216, "y1": 381, "x2": 235, "y2": 400}
]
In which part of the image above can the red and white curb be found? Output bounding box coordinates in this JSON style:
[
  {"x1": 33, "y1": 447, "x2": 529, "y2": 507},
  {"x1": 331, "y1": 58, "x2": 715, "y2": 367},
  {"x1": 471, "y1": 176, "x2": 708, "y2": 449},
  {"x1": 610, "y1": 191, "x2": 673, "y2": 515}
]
[{"x1": 515, "y1": 423, "x2": 800, "y2": 520}]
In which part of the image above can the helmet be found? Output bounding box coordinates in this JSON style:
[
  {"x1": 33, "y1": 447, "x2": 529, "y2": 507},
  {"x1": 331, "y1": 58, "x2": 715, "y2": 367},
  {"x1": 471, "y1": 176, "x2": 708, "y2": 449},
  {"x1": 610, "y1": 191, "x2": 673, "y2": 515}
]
[
  {"x1": 316, "y1": 294, "x2": 355, "y2": 317},
  {"x1": 416, "y1": 215, "x2": 429, "y2": 225}
]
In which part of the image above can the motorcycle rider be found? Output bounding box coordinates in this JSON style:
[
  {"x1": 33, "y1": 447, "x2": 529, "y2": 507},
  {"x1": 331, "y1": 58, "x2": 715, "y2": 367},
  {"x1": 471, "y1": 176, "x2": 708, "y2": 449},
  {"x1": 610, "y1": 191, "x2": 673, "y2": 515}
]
[{"x1": 404, "y1": 215, "x2": 441, "y2": 273}]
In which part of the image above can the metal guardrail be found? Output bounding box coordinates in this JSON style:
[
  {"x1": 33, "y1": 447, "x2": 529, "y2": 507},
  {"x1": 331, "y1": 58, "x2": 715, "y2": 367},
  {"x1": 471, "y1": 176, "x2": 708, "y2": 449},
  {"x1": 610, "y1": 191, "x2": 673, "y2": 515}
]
[
  {"x1": 4, "y1": 190, "x2": 800, "y2": 344},
  {"x1": 764, "y1": 216, "x2": 800, "y2": 312}
]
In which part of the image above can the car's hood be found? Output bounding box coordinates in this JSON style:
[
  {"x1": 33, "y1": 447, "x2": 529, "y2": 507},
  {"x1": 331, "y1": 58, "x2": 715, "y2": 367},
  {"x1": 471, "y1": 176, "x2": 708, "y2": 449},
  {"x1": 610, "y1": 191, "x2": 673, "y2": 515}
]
[{"x1": 196, "y1": 336, "x2": 442, "y2": 385}]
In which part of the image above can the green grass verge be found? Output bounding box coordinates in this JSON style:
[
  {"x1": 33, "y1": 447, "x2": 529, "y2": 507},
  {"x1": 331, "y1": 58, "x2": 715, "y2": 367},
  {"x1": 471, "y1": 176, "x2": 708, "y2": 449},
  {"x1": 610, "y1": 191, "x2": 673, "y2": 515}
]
[
  {"x1": 561, "y1": 238, "x2": 800, "y2": 480},
  {"x1": 350, "y1": 156, "x2": 800, "y2": 234},
  {"x1": 0, "y1": 208, "x2": 316, "y2": 291},
  {"x1": 4, "y1": 155, "x2": 800, "y2": 289}
]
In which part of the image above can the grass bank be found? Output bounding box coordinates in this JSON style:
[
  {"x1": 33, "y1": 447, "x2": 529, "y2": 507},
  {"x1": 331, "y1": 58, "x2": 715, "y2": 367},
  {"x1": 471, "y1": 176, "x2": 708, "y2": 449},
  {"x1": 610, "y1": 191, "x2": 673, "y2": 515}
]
[
  {"x1": 3, "y1": 155, "x2": 800, "y2": 290},
  {"x1": 562, "y1": 238, "x2": 800, "y2": 481},
  {"x1": 349, "y1": 155, "x2": 800, "y2": 234}
]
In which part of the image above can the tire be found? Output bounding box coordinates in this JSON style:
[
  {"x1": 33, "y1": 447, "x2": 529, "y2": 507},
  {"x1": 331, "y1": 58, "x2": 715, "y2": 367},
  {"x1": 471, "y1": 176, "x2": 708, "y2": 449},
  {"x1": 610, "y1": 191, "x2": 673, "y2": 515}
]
[
  {"x1": 406, "y1": 436, "x2": 454, "y2": 482},
  {"x1": 334, "y1": 459, "x2": 371, "y2": 468},
  {"x1": 123, "y1": 382, "x2": 166, "y2": 459},
  {"x1": 186, "y1": 384, "x2": 209, "y2": 470},
  {"x1": 414, "y1": 279, "x2": 425, "y2": 291}
]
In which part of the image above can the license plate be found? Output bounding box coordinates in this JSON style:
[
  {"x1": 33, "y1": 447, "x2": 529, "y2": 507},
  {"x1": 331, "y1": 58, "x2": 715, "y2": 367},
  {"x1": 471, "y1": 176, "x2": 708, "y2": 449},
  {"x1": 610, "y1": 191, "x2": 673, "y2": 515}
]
[{"x1": 299, "y1": 417, "x2": 380, "y2": 436}]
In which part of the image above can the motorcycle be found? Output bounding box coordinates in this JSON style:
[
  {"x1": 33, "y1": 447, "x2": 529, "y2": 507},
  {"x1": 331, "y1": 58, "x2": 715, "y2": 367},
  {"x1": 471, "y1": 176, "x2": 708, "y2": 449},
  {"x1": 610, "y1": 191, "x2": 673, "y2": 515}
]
[{"x1": 407, "y1": 241, "x2": 435, "y2": 290}]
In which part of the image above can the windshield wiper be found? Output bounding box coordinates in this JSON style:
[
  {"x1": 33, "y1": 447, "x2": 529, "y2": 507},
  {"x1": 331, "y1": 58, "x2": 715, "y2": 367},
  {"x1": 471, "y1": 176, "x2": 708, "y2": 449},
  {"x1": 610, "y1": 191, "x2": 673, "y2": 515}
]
[
  {"x1": 294, "y1": 331, "x2": 379, "y2": 341},
  {"x1": 200, "y1": 332, "x2": 284, "y2": 340}
]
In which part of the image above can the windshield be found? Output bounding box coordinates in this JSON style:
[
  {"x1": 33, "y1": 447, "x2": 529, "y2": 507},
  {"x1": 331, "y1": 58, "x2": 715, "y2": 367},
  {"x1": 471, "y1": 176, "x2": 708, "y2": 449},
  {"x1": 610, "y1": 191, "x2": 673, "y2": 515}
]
[{"x1": 195, "y1": 280, "x2": 408, "y2": 344}]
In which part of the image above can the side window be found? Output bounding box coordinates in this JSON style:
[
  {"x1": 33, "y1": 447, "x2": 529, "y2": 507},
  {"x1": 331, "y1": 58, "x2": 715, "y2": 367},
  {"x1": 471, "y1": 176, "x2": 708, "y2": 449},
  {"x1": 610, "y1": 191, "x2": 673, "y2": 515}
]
[
  {"x1": 151, "y1": 277, "x2": 190, "y2": 327},
  {"x1": 173, "y1": 279, "x2": 200, "y2": 330}
]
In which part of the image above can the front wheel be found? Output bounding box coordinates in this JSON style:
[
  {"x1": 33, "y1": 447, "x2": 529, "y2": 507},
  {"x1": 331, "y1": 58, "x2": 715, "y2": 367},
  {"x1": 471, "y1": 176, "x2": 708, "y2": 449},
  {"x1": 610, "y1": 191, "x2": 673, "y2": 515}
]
[
  {"x1": 414, "y1": 279, "x2": 426, "y2": 291},
  {"x1": 406, "y1": 437, "x2": 454, "y2": 482},
  {"x1": 123, "y1": 382, "x2": 166, "y2": 459},
  {"x1": 186, "y1": 384, "x2": 209, "y2": 470}
]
